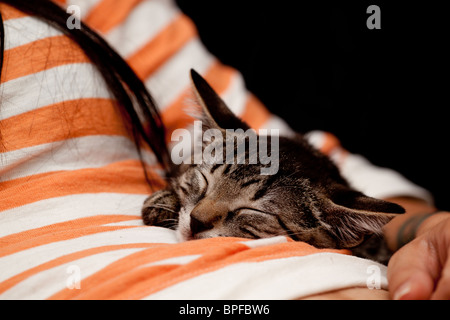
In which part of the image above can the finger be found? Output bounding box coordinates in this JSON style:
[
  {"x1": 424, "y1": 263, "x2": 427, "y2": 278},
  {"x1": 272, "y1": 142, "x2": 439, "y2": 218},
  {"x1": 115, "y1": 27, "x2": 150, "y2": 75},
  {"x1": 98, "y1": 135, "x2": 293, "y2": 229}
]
[
  {"x1": 387, "y1": 237, "x2": 440, "y2": 300},
  {"x1": 431, "y1": 249, "x2": 450, "y2": 300}
]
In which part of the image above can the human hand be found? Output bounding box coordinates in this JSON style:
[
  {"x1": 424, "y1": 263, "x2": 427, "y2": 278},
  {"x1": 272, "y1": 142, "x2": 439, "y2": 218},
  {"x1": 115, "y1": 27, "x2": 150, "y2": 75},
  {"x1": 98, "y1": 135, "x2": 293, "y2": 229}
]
[{"x1": 387, "y1": 212, "x2": 450, "y2": 300}]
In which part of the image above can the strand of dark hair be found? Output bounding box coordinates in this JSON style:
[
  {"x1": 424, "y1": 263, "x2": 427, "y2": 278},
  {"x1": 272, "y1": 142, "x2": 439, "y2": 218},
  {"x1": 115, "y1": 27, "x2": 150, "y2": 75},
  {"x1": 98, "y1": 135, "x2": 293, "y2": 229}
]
[{"x1": 0, "y1": 0, "x2": 171, "y2": 185}]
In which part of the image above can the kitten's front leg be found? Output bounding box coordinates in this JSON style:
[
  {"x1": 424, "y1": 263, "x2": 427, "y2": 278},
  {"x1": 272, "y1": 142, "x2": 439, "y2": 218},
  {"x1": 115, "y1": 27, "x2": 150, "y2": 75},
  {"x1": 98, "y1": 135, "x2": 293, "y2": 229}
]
[{"x1": 142, "y1": 189, "x2": 180, "y2": 230}]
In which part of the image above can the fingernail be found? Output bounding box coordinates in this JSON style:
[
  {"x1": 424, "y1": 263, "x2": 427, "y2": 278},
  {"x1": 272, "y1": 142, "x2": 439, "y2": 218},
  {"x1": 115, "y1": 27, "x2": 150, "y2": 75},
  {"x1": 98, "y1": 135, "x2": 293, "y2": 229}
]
[{"x1": 393, "y1": 282, "x2": 411, "y2": 300}]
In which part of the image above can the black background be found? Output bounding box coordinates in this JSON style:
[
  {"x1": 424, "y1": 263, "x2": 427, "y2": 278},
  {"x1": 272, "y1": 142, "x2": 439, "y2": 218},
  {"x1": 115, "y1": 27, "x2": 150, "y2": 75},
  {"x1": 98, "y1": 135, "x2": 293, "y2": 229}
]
[{"x1": 176, "y1": 0, "x2": 449, "y2": 210}]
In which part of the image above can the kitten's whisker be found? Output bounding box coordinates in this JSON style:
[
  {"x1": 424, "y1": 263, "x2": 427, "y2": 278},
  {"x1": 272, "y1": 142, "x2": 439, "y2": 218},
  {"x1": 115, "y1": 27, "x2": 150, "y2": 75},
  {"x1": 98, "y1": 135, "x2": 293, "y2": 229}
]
[
  {"x1": 144, "y1": 204, "x2": 178, "y2": 214},
  {"x1": 267, "y1": 229, "x2": 307, "y2": 240},
  {"x1": 268, "y1": 169, "x2": 304, "y2": 189}
]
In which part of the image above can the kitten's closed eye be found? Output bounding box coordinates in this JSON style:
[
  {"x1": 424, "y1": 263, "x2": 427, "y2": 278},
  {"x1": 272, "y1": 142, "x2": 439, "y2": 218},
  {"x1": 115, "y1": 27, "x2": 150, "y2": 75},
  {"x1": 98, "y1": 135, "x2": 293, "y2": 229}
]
[{"x1": 177, "y1": 168, "x2": 208, "y2": 202}]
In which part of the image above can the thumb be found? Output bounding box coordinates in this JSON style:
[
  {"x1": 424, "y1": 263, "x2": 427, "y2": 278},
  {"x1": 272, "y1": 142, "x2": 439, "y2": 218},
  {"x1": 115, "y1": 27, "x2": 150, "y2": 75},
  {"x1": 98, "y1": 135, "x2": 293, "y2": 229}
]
[{"x1": 387, "y1": 236, "x2": 439, "y2": 300}]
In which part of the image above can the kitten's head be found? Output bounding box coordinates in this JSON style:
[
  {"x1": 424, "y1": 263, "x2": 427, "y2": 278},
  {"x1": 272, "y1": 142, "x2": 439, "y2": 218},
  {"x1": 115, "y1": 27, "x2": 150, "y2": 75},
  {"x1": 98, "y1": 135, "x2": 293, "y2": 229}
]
[{"x1": 173, "y1": 70, "x2": 404, "y2": 249}]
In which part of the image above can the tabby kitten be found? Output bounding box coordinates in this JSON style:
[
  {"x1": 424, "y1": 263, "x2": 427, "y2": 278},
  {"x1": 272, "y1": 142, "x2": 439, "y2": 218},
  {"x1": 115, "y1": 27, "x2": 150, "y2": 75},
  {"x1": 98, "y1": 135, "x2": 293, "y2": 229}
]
[{"x1": 142, "y1": 70, "x2": 404, "y2": 257}]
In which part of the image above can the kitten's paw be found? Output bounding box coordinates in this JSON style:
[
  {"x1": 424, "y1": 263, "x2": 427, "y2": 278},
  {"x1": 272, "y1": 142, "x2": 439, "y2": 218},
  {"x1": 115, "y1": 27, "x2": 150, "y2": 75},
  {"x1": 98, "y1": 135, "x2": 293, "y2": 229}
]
[{"x1": 142, "y1": 189, "x2": 180, "y2": 230}]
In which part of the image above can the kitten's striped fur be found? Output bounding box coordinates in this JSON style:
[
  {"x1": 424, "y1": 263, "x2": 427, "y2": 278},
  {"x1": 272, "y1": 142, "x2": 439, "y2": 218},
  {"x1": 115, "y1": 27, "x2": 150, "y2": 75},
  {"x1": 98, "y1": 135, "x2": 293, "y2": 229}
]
[{"x1": 142, "y1": 70, "x2": 404, "y2": 258}]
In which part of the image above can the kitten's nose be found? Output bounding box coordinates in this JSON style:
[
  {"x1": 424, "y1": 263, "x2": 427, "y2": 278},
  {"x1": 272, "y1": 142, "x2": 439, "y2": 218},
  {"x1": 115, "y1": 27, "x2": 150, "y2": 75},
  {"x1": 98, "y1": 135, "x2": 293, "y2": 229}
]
[
  {"x1": 190, "y1": 215, "x2": 214, "y2": 235},
  {"x1": 190, "y1": 200, "x2": 226, "y2": 236}
]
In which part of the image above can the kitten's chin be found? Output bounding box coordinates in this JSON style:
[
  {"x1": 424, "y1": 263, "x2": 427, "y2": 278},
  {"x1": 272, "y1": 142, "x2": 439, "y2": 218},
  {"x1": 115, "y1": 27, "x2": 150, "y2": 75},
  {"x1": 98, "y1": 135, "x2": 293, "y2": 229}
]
[
  {"x1": 175, "y1": 227, "x2": 191, "y2": 242},
  {"x1": 176, "y1": 208, "x2": 193, "y2": 242},
  {"x1": 175, "y1": 225, "x2": 220, "y2": 242}
]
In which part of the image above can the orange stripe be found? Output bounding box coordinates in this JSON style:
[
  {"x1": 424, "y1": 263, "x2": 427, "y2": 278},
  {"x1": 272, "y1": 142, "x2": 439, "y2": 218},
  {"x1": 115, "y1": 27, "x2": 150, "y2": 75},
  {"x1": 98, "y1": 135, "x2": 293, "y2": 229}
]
[
  {"x1": 0, "y1": 99, "x2": 128, "y2": 152},
  {"x1": 1, "y1": 35, "x2": 90, "y2": 83},
  {"x1": 161, "y1": 62, "x2": 236, "y2": 138},
  {"x1": 53, "y1": 264, "x2": 178, "y2": 300},
  {"x1": 0, "y1": 215, "x2": 139, "y2": 258},
  {"x1": 129, "y1": 240, "x2": 348, "y2": 300},
  {"x1": 51, "y1": 237, "x2": 245, "y2": 299},
  {"x1": 0, "y1": 243, "x2": 156, "y2": 295},
  {"x1": 0, "y1": 160, "x2": 160, "y2": 189},
  {"x1": 51, "y1": 237, "x2": 349, "y2": 299},
  {"x1": 53, "y1": 0, "x2": 67, "y2": 5},
  {"x1": 0, "y1": 3, "x2": 28, "y2": 20},
  {"x1": 84, "y1": 0, "x2": 144, "y2": 34},
  {"x1": 0, "y1": 160, "x2": 164, "y2": 212},
  {"x1": 0, "y1": 2, "x2": 67, "y2": 21},
  {"x1": 319, "y1": 132, "x2": 341, "y2": 156},
  {"x1": 127, "y1": 14, "x2": 197, "y2": 80},
  {"x1": 240, "y1": 94, "x2": 272, "y2": 130}
]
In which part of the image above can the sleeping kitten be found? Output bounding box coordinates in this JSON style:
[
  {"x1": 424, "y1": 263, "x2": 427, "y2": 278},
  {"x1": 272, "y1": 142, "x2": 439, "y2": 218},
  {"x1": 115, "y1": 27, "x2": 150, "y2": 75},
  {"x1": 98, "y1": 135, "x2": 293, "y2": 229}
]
[{"x1": 142, "y1": 70, "x2": 404, "y2": 262}]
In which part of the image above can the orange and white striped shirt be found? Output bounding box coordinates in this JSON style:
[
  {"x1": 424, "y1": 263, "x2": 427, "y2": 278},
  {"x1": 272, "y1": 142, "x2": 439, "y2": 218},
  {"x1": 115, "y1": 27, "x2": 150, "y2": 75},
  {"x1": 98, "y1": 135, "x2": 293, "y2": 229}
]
[{"x1": 0, "y1": 0, "x2": 431, "y2": 299}]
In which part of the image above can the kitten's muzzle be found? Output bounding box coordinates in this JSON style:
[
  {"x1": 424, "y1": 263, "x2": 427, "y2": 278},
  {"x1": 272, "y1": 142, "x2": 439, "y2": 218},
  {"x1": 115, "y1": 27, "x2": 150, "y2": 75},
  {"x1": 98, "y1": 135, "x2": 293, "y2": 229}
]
[
  {"x1": 189, "y1": 200, "x2": 226, "y2": 238},
  {"x1": 190, "y1": 215, "x2": 214, "y2": 236}
]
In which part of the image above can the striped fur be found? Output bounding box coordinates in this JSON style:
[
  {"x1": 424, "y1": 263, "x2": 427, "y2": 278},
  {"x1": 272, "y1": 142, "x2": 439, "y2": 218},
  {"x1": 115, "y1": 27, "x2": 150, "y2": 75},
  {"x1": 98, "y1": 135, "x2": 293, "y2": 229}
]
[{"x1": 142, "y1": 71, "x2": 405, "y2": 250}]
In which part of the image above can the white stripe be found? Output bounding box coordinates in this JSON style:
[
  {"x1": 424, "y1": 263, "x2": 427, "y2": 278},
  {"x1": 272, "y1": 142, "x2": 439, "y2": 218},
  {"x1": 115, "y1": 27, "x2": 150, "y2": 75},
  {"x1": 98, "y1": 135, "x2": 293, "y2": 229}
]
[
  {"x1": 240, "y1": 236, "x2": 288, "y2": 249},
  {"x1": 0, "y1": 247, "x2": 145, "y2": 300},
  {"x1": 340, "y1": 153, "x2": 434, "y2": 203},
  {"x1": 221, "y1": 72, "x2": 248, "y2": 117},
  {"x1": 304, "y1": 130, "x2": 326, "y2": 150},
  {"x1": 2, "y1": 0, "x2": 99, "y2": 52},
  {"x1": 2, "y1": 0, "x2": 118, "y2": 52},
  {"x1": 141, "y1": 254, "x2": 201, "y2": 268},
  {"x1": 0, "y1": 63, "x2": 112, "y2": 121},
  {"x1": 103, "y1": 219, "x2": 145, "y2": 227},
  {"x1": 0, "y1": 227, "x2": 178, "y2": 283},
  {"x1": 260, "y1": 115, "x2": 295, "y2": 137},
  {"x1": 145, "y1": 38, "x2": 215, "y2": 111},
  {"x1": 104, "y1": 0, "x2": 180, "y2": 58},
  {"x1": 305, "y1": 131, "x2": 433, "y2": 203},
  {"x1": 0, "y1": 193, "x2": 148, "y2": 238},
  {"x1": 3, "y1": 17, "x2": 63, "y2": 51},
  {"x1": 145, "y1": 253, "x2": 388, "y2": 300},
  {"x1": 67, "y1": 0, "x2": 101, "y2": 18},
  {"x1": 0, "y1": 135, "x2": 157, "y2": 183}
]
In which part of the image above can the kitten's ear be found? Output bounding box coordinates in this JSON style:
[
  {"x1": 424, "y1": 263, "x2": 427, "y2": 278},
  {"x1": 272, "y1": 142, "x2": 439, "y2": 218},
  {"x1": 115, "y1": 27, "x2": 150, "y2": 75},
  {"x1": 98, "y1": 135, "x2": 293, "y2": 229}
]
[
  {"x1": 190, "y1": 69, "x2": 250, "y2": 130},
  {"x1": 321, "y1": 187, "x2": 405, "y2": 248}
]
